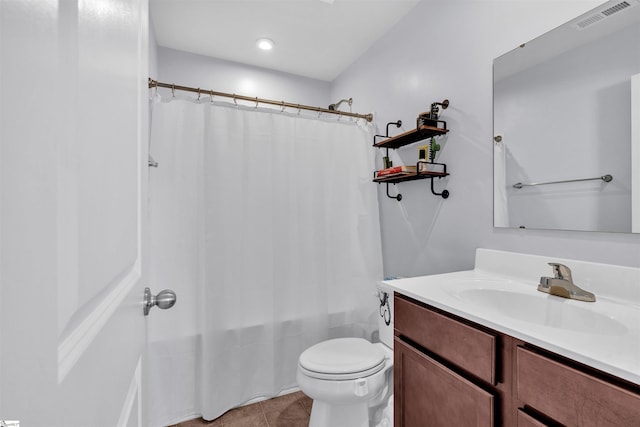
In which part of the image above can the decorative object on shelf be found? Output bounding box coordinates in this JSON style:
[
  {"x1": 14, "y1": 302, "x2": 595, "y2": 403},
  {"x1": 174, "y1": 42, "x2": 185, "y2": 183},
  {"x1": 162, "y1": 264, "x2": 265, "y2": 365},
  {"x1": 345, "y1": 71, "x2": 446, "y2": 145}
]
[
  {"x1": 419, "y1": 137, "x2": 442, "y2": 173},
  {"x1": 418, "y1": 99, "x2": 449, "y2": 128},
  {"x1": 376, "y1": 165, "x2": 417, "y2": 178},
  {"x1": 372, "y1": 100, "x2": 451, "y2": 201},
  {"x1": 418, "y1": 144, "x2": 429, "y2": 162},
  {"x1": 383, "y1": 156, "x2": 393, "y2": 169},
  {"x1": 429, "y1": 137, "x2": 441, "y2": 161}
]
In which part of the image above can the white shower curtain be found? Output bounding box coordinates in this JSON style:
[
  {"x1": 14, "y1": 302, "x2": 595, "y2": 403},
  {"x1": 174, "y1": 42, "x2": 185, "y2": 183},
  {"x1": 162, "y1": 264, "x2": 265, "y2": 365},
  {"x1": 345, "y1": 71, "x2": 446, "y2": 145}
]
[{"x1": 149, "y1": 97, "x2": 383, "y2": 423}]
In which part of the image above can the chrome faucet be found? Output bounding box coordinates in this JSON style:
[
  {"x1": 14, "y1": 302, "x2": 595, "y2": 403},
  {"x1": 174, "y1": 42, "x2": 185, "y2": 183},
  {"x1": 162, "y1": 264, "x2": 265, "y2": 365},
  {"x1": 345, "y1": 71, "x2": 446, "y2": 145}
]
[{"x1": 538, "y1": 263, "x2": 596, "y2": 302}]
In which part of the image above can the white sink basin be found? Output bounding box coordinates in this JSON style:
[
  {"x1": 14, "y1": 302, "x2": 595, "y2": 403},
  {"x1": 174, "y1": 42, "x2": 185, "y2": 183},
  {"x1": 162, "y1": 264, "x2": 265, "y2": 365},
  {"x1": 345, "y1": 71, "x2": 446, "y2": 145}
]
[{"x1": 456, "y1": 288, "x2": 628, "y2": 336}]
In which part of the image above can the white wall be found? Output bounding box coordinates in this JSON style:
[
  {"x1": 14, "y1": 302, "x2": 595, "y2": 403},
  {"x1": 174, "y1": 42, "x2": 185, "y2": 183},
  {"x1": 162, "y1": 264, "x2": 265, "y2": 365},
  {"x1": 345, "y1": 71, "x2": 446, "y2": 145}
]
[
  {"x1": 155, "y1": 47, "x2": 331, "y2": 108},
  {"x1": 149, "y1": 18, "x2": 159, "y2": 79},
  {"x1": 331, "y1": 0, "x2": 640, "y2": 277}
]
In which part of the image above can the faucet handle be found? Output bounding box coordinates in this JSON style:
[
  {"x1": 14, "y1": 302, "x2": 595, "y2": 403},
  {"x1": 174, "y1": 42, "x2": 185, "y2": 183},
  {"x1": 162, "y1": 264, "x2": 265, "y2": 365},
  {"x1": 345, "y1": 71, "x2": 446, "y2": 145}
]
[{"x1": 548, "y1": 263, "x2": 573, "y2": 281}]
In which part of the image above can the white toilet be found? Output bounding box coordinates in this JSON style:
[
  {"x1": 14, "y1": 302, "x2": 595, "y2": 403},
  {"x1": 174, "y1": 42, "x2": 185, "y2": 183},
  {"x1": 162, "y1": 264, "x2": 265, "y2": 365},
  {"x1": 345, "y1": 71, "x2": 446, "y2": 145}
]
[{"x1": 296, "y1": 283, "x2": 394, "y2": 427}]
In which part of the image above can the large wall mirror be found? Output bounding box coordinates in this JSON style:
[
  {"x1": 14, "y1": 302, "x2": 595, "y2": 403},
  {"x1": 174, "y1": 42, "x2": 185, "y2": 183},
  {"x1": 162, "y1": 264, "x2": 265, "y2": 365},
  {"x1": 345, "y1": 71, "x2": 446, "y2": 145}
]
[{"x1": 494, "y1": 0, "x2": 640, "y2": 233}]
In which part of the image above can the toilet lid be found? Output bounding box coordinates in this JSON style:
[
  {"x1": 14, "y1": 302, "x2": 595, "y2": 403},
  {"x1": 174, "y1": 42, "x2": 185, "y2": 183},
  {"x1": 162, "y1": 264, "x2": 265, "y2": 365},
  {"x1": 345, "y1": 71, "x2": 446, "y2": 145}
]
[{"x1": 298, "y1": 338, "x2": 386, "y2": 380}]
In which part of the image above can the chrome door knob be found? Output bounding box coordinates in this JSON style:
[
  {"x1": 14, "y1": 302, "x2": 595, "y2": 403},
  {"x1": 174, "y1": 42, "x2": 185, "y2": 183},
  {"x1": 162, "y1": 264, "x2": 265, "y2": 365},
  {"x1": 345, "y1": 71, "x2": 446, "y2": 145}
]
[{"x1": 143, "y1": 287, "x2": 177, "y2": 316}]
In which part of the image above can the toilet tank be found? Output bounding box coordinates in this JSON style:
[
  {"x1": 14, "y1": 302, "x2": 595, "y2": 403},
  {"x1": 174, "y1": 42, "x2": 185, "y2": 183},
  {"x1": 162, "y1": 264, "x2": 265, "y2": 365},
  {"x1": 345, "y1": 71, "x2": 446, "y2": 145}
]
[{"x1": 376, "y1": 281, "x2": 395, "y2": 349}]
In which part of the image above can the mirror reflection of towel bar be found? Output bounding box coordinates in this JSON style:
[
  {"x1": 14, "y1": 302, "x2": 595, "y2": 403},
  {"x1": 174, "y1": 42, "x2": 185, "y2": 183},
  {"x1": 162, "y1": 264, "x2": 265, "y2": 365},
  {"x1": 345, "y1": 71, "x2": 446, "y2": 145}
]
[{"x1": 513, "y1": 174, "x2": 613, "y2": 189}]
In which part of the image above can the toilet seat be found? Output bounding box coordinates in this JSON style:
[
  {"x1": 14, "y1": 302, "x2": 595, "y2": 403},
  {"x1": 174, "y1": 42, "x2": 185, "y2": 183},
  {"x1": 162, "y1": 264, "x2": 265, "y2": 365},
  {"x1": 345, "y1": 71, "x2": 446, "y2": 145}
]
[{"x1": 298, "y1": 338, "x2": 386, "y2": 380}]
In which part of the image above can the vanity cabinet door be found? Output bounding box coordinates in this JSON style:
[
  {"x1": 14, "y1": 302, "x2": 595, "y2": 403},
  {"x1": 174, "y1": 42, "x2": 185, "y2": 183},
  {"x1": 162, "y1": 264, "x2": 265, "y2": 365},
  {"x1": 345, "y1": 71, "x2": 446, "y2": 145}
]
[
  {"x1": 517, "y1": 347, "x2": 640, "y2": 426},
  {"x1": 394, "y1": 338, "x2": 494, "y2": 427}
]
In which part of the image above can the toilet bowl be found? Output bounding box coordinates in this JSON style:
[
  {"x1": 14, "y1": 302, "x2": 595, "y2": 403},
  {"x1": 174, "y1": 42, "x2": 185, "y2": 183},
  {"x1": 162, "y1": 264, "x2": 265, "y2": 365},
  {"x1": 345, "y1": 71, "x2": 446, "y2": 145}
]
[{"x1": 296, "y1": 283, "x2": 394, "y2": 427}]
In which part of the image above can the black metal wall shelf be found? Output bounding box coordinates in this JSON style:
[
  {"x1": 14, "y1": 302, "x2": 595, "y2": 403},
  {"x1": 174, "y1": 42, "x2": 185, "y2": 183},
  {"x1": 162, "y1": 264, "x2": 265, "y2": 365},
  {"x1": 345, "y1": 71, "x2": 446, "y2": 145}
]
[{"x1": 373, "y1": 101, "x2": 451, "y2": 201}]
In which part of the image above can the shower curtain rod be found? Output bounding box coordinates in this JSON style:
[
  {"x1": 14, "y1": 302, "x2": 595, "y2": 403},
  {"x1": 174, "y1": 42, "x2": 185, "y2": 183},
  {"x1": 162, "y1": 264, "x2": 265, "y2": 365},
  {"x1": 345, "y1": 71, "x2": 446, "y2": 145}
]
[{"x1": 148, "y1": 78, "x2": 373, "y2": 122}]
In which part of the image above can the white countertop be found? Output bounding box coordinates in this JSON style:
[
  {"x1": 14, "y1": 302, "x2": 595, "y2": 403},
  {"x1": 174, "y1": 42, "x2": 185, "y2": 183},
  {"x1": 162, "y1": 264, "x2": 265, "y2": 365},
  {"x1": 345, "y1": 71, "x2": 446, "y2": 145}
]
[{"x1": 382, "y1": 249, "x2": 640, "y2": 385}]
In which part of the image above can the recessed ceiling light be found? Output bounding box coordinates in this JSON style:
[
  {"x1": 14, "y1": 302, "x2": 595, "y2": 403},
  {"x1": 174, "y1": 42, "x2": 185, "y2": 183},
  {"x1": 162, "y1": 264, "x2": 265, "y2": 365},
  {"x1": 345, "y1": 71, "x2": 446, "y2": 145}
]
[{"x1": 256, "y1": 38, "x2": 275, "y2": 51}]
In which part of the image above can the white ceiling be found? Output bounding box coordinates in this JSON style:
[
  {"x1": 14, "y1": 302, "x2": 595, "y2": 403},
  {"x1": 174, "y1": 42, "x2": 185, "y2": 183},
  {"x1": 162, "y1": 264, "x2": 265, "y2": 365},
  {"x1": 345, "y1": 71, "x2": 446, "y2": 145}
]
[{"x1": 150, "y1": 0, "x2": 421, "y2": 82}]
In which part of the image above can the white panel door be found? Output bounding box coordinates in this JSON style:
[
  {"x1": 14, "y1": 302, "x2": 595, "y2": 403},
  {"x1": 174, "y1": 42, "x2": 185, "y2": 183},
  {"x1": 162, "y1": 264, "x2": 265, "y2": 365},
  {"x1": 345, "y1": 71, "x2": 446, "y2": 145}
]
[{"x1": 0, "y1": 1, "x2": 150, "y2": 426}]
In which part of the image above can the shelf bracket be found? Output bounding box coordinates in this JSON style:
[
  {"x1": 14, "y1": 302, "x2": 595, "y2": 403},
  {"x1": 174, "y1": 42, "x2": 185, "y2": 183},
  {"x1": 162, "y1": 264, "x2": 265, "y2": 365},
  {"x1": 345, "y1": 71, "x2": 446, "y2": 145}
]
[
  {"x1": 386, "y1": 120, "x2": 402, "y2": 136},
  {"x1": 430, "y1": 177, "x2": 449, "y2": 199},
  {"x1": 386, "y1": 183, "x2": 402, "y2": 201},
  {"x1": 374, "y1": 120, "x2": 403, "y2": 145}
]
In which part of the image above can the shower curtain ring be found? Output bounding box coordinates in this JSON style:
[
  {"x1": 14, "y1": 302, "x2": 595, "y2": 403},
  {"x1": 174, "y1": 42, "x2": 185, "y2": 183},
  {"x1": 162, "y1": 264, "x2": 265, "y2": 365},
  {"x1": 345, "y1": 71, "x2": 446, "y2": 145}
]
[
  {"x1": 233, "y1": 95, "x2": 238, "y2": 107},
  {"x1": 255, "y1": 97, "x2": 259, "y2": 108},
  {"x1": 171, "y1": 84, "x2": 175, "y2": 97},
  {"x1": 281, "y1": 101, "x2": 286, "y2": 112},
  {"x1": 210, "y1": 91, "x2": 214, "y2": 104},
  {"x1": 197, "y1": 88, "x2": 201, "y2": 102}
]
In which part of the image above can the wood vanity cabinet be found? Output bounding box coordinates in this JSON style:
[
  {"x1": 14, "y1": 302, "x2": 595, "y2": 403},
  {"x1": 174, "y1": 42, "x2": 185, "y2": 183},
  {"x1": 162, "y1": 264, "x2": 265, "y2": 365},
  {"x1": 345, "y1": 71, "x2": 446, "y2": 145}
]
[{"x1": 393, "y1": 293, "x2": 640, "y2": 427}]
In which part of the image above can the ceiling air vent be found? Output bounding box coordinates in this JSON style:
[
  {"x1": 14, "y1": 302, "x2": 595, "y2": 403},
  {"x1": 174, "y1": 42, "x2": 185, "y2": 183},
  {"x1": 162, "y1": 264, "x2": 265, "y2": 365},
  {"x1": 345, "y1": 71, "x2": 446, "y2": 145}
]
[
  {"x1": 574, "y1": 0, "x2": 636, "y2": 30},
  {"x1": 601, "y1": 1, "x2": 631, "y2": 16}
]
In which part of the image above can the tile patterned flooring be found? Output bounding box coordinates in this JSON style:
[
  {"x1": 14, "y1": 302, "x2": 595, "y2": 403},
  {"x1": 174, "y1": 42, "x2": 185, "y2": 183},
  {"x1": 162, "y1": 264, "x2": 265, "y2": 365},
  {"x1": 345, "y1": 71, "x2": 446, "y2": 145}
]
[{"x1": 169, "y1": 391, "x2": 312, "y2": 427}]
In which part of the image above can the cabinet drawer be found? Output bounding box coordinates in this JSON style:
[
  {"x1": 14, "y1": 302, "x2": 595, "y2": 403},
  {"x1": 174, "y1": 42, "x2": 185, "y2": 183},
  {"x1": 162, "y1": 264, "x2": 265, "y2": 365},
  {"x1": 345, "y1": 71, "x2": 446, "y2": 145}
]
[
  {"x1": 394, "y1": 295, "x2": 497, "y2": 384},
  {"x1": 517, "y1": 347, "x2": 640, "y2": 426},
  {"x1": 394, "y1": 338, "x2": 494, "y2": 427}
]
